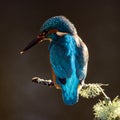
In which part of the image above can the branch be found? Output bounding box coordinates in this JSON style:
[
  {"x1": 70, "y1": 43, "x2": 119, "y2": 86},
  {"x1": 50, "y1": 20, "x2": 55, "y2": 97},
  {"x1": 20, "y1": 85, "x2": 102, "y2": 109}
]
[
  {"x1": 32, "y1": 77, "x2": 109, "y2": 99},
  {"x1": 32, "y1": 77, "x2": 120, "y2": 120},
  {"x1": 79, "y1": 83, "x2": 109, "y2": 99},
  {"x1": 32, "y1": 77, "x2": 54, "y2": 87}
]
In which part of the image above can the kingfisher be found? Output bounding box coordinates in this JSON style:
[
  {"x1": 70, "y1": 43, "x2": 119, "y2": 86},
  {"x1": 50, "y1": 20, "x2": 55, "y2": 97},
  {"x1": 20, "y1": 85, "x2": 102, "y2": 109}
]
[{"x1": 20, "y1": 16, "x2": 89, "y2": 105}]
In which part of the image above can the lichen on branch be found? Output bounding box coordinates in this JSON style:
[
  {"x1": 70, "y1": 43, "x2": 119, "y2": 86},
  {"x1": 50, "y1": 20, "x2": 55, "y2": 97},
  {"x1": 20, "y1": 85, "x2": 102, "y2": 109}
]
[{"x1": 32, "y1": 77, "x2": 120, "y2": 120}]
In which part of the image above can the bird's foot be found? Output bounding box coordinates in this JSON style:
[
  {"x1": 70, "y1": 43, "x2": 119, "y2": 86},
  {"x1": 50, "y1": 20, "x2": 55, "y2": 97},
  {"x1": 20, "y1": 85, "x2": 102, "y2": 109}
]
[{"x1": 78, "y1": 80, "x2": 85, "y2": 92}]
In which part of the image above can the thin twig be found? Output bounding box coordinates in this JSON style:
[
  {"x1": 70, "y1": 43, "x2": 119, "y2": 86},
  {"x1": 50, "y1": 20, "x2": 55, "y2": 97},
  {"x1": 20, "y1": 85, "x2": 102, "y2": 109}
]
[
  {"x1": 97, "y1": 84, "x2": 111, "y2": 102},
  {"x1": 32, "y1": 77, "x2": 110, "y2": 101}
]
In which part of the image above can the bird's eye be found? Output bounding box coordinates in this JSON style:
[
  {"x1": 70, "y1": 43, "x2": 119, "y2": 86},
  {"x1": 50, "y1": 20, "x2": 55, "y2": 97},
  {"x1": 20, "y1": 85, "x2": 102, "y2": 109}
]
[
  {"x1": 41, "y1": 29, "x2": 58, "y2": 36},
  {"x1": 42, "y1": 30, "x2": 48, "y2": 36}
]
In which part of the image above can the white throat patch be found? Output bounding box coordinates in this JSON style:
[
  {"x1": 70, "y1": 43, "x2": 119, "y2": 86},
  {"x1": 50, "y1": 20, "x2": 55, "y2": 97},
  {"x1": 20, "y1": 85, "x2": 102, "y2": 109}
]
[{"x1": 56, "y1": 31, "x2": 68, "y2": 36}]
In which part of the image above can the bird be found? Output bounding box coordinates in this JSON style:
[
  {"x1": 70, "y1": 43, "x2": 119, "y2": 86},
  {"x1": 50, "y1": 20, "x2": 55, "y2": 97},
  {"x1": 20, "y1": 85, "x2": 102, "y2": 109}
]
[{"x1": 20, "y1": 16, "x2": 89, "y2": 105}]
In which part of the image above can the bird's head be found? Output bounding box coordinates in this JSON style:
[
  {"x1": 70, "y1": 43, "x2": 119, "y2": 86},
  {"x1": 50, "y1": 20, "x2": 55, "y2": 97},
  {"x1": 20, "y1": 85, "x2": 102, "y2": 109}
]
[{"x1": 20, "y1": 16, "x2": 77, "y2": 54}]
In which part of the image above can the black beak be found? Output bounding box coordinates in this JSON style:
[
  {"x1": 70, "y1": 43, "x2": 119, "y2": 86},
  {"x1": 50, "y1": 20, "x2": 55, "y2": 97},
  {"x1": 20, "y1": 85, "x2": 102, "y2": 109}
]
[{"x1": 20, "y1": 34, "x2": 46, "y2": 54}]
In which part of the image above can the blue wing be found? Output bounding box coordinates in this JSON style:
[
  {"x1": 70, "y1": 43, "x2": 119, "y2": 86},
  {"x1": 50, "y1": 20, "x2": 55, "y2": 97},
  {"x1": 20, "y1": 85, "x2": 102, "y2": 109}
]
[
  {"x1": 74, "y1": 35, "x2": 89, "y2": 81},
  {"x1": 49, "y1": 34, "x2": 88, "y2": 105},
  {"x1": 49, "y1": 34, "x2": 76, "y2": 79},
  {"x1": 49, "y1": 34, "x2": 80, "y2": 105}
]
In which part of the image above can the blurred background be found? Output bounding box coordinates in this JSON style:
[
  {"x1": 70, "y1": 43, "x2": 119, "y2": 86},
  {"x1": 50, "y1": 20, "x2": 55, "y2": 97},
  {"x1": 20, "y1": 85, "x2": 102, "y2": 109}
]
[{"x1": 0, "y1": 0, "x2": 120, "y2": 120}]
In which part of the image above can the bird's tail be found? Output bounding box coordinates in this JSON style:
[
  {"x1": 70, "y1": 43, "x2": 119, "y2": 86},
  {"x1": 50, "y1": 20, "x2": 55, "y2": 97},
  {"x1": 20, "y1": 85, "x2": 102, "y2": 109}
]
[{"x1": 60, "y1": 74, "x2": 79, "y2": 105}]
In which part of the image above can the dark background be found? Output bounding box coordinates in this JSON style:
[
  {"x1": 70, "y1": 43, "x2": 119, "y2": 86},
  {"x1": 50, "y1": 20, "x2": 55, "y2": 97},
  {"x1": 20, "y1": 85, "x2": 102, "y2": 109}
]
[{"x1": 0, "y1": 0, "x2": 120, "y2": 120}]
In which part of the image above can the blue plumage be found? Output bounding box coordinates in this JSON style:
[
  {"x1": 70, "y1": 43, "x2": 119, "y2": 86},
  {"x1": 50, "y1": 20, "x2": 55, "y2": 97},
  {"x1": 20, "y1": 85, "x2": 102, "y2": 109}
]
[
  {"x1": 21, "y1": 16, "x2": 89, "y2": 105},
  {"x1": 49, "y1": 34, "x2": 79, "y2": 105},
  {"x1": 40, "y1": 16, "x2": 77, "y2": 34},
  {"x1": 40, "y1": 16, "x2": 89, "y2": 105}
]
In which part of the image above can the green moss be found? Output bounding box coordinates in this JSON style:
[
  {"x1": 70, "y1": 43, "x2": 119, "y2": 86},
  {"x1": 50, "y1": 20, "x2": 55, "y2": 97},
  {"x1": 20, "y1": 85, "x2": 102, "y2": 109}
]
[
  {"x1": 79, "y1": 83, "x2": 108, "y2": 99},
  {"x1": 93, "y1": 96, "x2": 120, "y2": 120}
]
